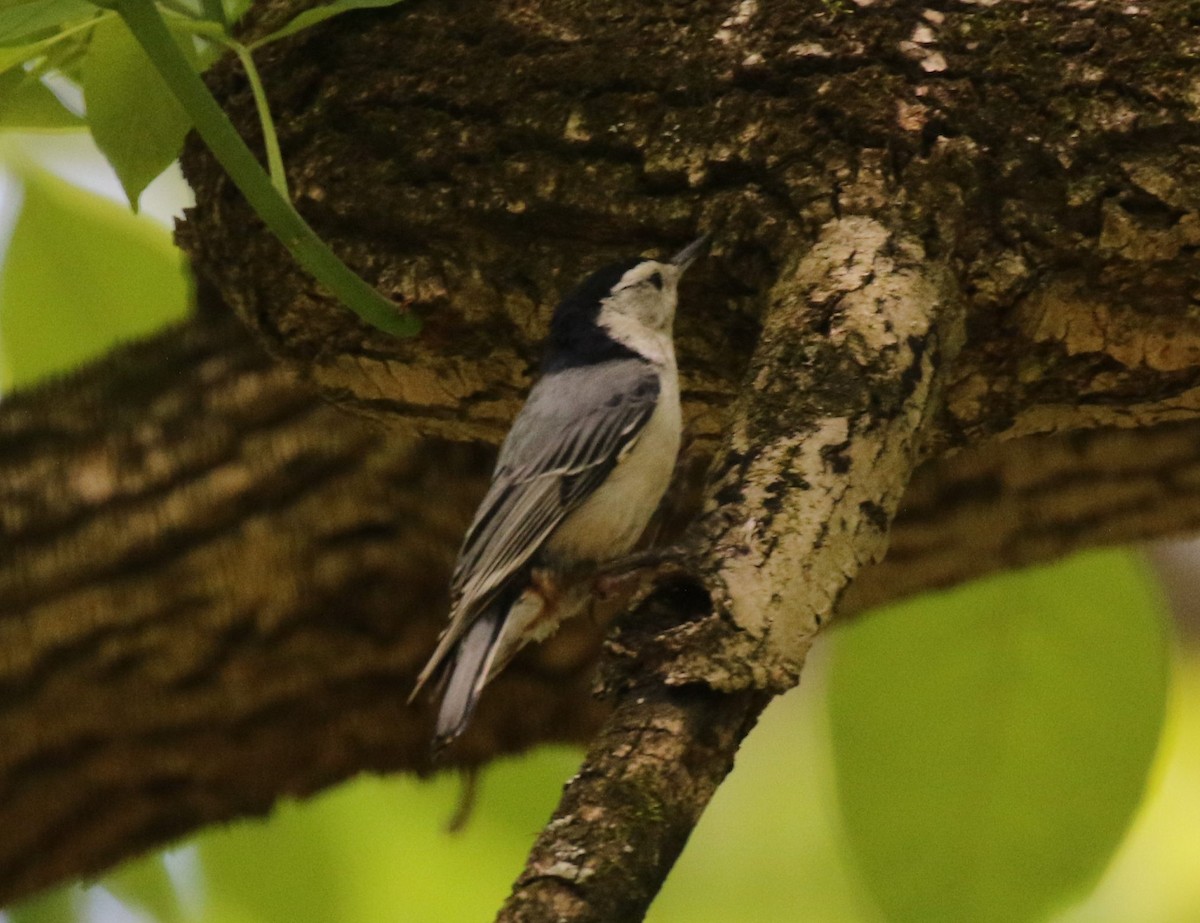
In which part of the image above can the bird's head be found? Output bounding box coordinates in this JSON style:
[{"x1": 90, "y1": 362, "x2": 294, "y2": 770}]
[{"x1": 544, "y1": 236, "x2": 708, "y2": 370}]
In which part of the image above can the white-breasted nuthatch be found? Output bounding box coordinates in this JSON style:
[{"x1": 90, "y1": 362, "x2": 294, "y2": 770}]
[{"x1": 410, "y1": 236, "x2": 709, "y2": 748}]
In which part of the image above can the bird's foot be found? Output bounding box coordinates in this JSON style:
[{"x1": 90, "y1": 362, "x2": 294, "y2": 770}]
[{"x1": 592, "y1": 546, "x2": 689, "y2": 599}]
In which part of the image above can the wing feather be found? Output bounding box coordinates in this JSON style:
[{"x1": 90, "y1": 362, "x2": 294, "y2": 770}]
[{"x1": 414, "y1": 361, "x2": 660, "y2": 687}]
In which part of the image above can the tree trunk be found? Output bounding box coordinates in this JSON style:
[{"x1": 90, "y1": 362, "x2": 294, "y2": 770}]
[{"x1": 4, "y1": 0, "x2": 1200, "y2": 916}]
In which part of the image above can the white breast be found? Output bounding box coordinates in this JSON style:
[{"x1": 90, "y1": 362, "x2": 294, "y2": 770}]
[{"x1": 545, "y1": 363, "x2": 681, "y2": 564}]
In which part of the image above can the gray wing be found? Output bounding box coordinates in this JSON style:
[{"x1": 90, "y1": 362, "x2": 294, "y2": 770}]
[{"x1": 417, "y1": 360, "x2": 660, "y2": 682}]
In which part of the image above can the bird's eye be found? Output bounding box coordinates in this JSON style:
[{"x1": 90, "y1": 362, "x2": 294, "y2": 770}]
[{"x1": 646, "y1": 272, "x2": 663, "y2": 290}]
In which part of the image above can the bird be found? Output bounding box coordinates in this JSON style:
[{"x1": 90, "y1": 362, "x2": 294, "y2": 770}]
[{"x1": 410, "y1": 235, "x2": 709, "y2": 749}]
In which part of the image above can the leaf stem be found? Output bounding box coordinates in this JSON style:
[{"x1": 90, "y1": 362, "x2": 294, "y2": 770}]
[
  {"x1": 106, "y1": 0, "x2": 418, "y2": 337},
  {"x1": 156, "y1": 13, "x2": 283, "y2": 190},
  {"x1": 226, "y1": 41, "x2": 286, "y2": 196},
  {"x1": 155, "y1": 0, "x2": 201, "y2": 20},
  {"x1": 15, "y1": 10, "x2": 112, "y2": 66}
]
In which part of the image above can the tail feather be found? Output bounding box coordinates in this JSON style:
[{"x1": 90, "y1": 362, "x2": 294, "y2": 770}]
[{"x1": 433, "y1": 610, "x2": 504, "y2": 750}]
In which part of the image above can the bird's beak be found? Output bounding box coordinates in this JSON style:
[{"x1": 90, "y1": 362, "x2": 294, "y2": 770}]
[{"x1": 670, "y1": 233, "x2": 711, "y2": 271}]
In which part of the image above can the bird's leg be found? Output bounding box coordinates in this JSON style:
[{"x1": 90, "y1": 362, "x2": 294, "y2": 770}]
[{"x1": 591, "y1": 545, "x2": 689, "y2": 599}]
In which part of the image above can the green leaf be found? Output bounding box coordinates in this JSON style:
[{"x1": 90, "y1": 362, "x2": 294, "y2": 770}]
[
  {"x1": 197, "y1": 0, "x2": 224, "y2": 29},
  {"x1": 0, "y1": 38, "x2": 49, "y2": 72},
  {"x1": 0, "y1": 69, "x2": 81, "y2": 127},
  {"x1": 197, "y1": 802, "x2": 344, "y2": 923},
  {"x1": 12, "y1": 10, "x2": 100, "y2": 80},
  {"x1": 102, "y1": 853, "x2": 185, "y2": 923},
  {"x1": 0, "y1": 0, "x2": 93, "y2": 45},
  {"x1": 223, "y1": 0, "x2": 249, "y2": 25},
  {"x1": 30, "y1": 26, "x2": 87, "y2": 80},
  {"x1": 83, "y1": 15, "x2": 191, "y2": 208},
  {"x1": 0, "y1": 164, "x2": 192, "y2": 388},
  {"x1": 7, "y1": 885, "x2": 83, "y2": 923},
  {"x1": 113, "y1": 0, "x2": 418, "y2": 336},
  {"x1": 249, "y1": 0, "x2": 404, "y2": 49},
  {"x1": 651, "y1": 673, "x2": 885, "y2": 922},
  {"x1": 828, "y1": 550, "x2": 1172, "y2": 923},
  {"x1": 195, "y1": 749, "x2": 583, "y2": 923}
]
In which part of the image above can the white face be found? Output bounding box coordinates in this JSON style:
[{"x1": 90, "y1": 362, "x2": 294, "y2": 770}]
[{"x1": 596, "y1": 260, "x2": 681, "y2": 341}]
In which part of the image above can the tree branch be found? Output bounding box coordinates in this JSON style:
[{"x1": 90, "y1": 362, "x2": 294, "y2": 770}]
[
  {"x1": 6, "y1": 0, "x2": 1200, "y2": 911},
  {"x1": 6, "y1": 308, "x2": 1200, "y2": 903},
  {"x1": 500, "y1": 671, "x2": 771, "y2": 922},
  {"x1": 0, "y1": 313, "x2": 504, "y2": 901},
  {"x1": 500, "y1": 205, "x2": 963, "y2": 920}
]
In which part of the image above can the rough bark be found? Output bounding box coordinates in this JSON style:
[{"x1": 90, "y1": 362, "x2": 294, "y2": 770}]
[
  {"x1": 500, "y1": 668, "x2": 771, "y2": 923},
  {"x1": 4, "y1": 0, "x2": 1200, "y2": 915},
  {"x1": 0, "y1": 312, "x2": 607, "y2": 903},
  {"x1": 5, "y1": 311, "x2": 1200, "y2": 904},
  {"x1": 501, "y1": 193, "x2": 964, "y2": 919},
  {"x1": 180, "y1": 0, "x2": 1200, "y2": 451}
]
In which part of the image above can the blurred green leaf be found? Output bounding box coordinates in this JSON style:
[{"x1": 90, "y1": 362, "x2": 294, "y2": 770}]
[
  {"x1": 7, "y1": 884, "x2": 82, "y2": 923},
  {"x1": 0, "y1": 69, "x2": 81, "y2": 127},
  {"x1": 0, "y1": 163, "x2": 191, "y2": 388},
  {"x1": 195, "y1": 750, "x2": 582, "y2": 923},
  {"x1": 0, "y1": 0, "x2": 93, "y2": 45},
  {"x1": 114, "y1": 0, "x2": 416, "y2": 336},
  {"x1": 83, "y1": 15, "x2": 190, "y2": 208},
  {"x1": 35, "y1": 25, "x2": 92, "y2": 81},
  {"x1": 652, "y1": 674, "x2": 884, "y2": 923},
  {"x1": 197, "y1": 799, "x2": 344, "y2": 923},
  {"x1": 828, "y1": 550, "x2": 1171, "y2": 923},
  {"x1": 0, "y1": 38, "x2": 51, "y2": 72},
  {"x1": 103, "y1": 853, "x2": 184, "y2": 923},
  {"x1": 250, "y1": 0, "x2": 404, "y2": 49}
]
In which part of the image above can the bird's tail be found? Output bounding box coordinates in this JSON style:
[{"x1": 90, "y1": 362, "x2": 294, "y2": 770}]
[{"x1": 433, "y1": 608, "x2": 504, "y2": 751}]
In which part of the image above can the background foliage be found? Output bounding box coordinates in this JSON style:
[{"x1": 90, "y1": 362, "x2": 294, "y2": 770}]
[{"x1": 1, "y1": 14, "x2": 1199, "y2": 919}]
